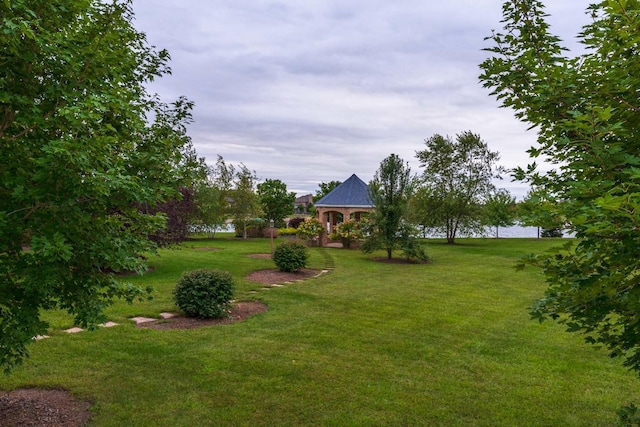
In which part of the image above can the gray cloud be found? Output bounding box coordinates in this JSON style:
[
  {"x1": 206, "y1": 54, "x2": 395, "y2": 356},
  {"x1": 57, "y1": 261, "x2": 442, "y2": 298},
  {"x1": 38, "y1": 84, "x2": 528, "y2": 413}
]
[{"x1": 133, "y1": 0, "x2": 591, "y2": 198}]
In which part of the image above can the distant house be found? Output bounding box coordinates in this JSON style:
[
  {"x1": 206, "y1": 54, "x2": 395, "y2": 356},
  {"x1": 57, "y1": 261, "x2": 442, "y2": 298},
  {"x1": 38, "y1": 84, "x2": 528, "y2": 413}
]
[
  {"x1": 314, "y1": 174, "x2": 374, "y2": 246},
  {"x1": 294, "y1": 194, "x2": 313, "y2": 214}
]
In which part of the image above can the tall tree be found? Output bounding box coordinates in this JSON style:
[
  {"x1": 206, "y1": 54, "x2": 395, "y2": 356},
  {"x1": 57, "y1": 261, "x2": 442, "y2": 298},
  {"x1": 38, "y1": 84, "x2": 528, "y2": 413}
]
[
  {"x1": 314, "y1": 180, "x2": 342, "y2": 202},
  {"x1": 415, "y1": 132, "x2": 503, "y2": 243},
  {"x1": 480, "y1": 0, "x2": 640, "y2": 391},
  {"x1": 257, "y1": 179, "x2": 296, "y2": 227},
  {"x1": 229, "y1": 165, "x2": 262, "y2": 239},
  {"x1": 0, "y1": 0, "x2": 200, "y2": 372},
  {"x1": 407, "y1": 186, "x2": 442, "y2": 238},
  {"x1": 138, "y1": 101, "x2": 207, "y2": 244},
  {"x1": 144, "y1": 187, "x2": 198, "y2": 245},
  {"x1": 362, "y1": 154, "x2": 427, "y2": 261},
  {"x1": 192, "y1": 155, "x2": 236, "y2": 238},
  {"x1": 483, "y1": 189, "x2": 516, "y2": 238}
]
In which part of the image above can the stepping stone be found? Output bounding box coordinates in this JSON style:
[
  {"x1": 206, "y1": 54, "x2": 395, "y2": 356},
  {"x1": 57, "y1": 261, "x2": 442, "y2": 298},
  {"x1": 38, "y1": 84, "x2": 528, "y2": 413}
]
[
  {"x1": 65, "y1": 327, "x2": 84, "y2": 334},
  {"x1": 159, "y1": 312, "x2": 176, "y2": 319},
  {"x1": 270, "y1": 284, "x2": 284, "y2": 287},
  {"x1": 33, "y1": 335, "x2": 49, "y2": 340},
  {"x1": 130, "y1": 317, "x2": 157, "y2": 325},
  {"x1": 100, "y1": 322, "x2": 118, "y2": 328}
]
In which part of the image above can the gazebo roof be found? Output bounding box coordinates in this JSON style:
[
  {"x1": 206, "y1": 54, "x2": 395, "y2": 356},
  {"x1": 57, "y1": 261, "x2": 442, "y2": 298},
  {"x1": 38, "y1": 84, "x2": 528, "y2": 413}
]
[{"x1": 315, "y1": 174, "x2": 373, "y2": 208}]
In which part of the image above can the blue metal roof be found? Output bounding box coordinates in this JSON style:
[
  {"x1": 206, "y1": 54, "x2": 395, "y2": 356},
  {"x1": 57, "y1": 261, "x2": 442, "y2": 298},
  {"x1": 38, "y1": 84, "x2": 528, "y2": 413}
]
[{"x1": 315, "y1": 174, "x2": 374, "y2": 207}]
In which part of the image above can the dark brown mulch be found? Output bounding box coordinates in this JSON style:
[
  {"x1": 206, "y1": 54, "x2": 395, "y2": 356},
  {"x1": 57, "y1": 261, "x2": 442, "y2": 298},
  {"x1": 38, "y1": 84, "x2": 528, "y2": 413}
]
[
  {"x1": 138, "y1": 301, "x2": 268, "y2": 330},
  {"x1": 0, "y1": 388, "x2": 92, "y2": 427}
]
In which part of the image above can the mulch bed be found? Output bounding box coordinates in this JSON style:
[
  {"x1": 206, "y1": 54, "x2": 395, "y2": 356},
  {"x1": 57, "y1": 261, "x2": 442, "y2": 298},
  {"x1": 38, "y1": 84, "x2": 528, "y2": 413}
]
[
  {"x1": 137, "y1": 301, "x2": 268, "y2": 330},
  {"x1": 0, "y1": 388, "x2": 92, "y2": 427}
]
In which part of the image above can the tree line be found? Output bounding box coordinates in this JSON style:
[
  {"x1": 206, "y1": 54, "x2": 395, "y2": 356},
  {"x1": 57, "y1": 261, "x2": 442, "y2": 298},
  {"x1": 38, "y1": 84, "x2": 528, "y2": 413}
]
[{"x1": 180, "y1": 131, "x2": 568, "y2": 251}]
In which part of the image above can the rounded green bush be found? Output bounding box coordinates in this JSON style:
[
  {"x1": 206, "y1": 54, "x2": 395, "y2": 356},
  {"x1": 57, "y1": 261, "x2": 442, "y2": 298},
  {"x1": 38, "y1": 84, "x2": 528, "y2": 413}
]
[
  {"x1": 273, "y1": 241, "x2": 309, "y2": 272},
  {"x1": 173, "y1": 269, "x2": 234, "y2": 319}
]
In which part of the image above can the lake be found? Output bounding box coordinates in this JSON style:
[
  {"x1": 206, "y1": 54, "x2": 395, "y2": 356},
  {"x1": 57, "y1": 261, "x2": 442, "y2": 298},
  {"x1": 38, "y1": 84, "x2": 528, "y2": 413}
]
[{"x1": 424, "y1": 225, "x2": 573, "y2": 239}]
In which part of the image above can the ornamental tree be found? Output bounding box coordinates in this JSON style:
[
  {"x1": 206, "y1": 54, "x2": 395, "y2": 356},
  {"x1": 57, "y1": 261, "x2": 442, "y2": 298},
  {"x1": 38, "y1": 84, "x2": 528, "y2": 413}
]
[
  {"x1": 0, "y1": 0, "x2": 202, "y2": 372},
  {"x1": 314, "y1": 180, "x2": 342, "y2": 202},
  {"x1": 331, "y1": 219, "x2": 365, "y2": 249},
  {"x1": 296, "y1": 217, "x2": 325, "y2": 244},
  {"x1": 192, "y1": 155, "x2": 236, "y2": 238},
  {"x1": 480, "y1": 0, "x2": 640, "y2": 380},
  {"x1": 415, "y1": 132, "x2": 504, "y2": 243},
  {"x1": 229, "y1": 164, "x2": 262, "y2": 239},
  {"x1": 257, "y1": 178, "x2": 296, "y2": 227},
  {"x1": 362, "y1": 154, "x2": 426, "y2": 260}
]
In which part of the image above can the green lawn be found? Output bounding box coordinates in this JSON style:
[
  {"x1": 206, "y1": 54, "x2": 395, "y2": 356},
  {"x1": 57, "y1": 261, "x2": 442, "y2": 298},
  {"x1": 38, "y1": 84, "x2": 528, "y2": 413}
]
[{"x1": 2, "y1": 236, "x2": 639, "y2": 426}]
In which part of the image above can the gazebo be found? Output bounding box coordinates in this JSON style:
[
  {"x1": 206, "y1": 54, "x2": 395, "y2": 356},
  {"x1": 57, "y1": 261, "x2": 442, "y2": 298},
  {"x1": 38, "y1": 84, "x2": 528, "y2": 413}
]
[{"x1": 314, "y1": 174, "x2": 374, "y2": 246}]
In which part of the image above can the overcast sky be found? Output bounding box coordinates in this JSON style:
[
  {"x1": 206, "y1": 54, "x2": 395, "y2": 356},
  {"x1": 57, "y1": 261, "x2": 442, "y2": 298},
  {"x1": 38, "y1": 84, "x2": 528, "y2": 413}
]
[{"x1": 131, "y1": 1, "x2": 591, "y2": 199}]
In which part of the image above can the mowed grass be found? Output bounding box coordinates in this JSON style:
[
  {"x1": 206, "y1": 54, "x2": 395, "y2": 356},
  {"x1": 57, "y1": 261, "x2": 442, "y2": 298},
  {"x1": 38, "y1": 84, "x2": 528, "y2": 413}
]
[{"x1": 2, "y1": 236, "x2": 640, "y2": 426}]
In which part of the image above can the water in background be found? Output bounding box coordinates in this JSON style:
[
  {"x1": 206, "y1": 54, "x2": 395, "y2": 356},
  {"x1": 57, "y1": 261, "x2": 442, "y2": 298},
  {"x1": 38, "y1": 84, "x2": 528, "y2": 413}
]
[
  {"x1": 202, "y1": 225, "x2": 571, "y2": 238},
  {"x1": 487, "y1": 226, "x2": 541, "y2": 238},
  {"x1": 424, "y1": 225, "x2": 573, "y2": 239}
]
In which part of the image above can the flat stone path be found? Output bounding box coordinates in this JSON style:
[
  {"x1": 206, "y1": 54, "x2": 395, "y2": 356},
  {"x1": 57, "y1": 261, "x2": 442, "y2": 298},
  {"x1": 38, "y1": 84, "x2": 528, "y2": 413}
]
[
  {"x1": 130, "y1": 312, "x2": 176, "y2": 325},
  {"x1": 34, "y1": 269, "x2": 331, "y2": 339}
]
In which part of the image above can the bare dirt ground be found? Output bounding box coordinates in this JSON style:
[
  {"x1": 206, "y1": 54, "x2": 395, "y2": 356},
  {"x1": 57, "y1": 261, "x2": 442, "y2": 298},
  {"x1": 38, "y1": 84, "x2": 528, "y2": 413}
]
[
  {"x1": 0, "y1": 265, "x2": 320, "y2": 426},
  {"x1": 0, "y1": 388, "x2": 92, "y2": 427}
]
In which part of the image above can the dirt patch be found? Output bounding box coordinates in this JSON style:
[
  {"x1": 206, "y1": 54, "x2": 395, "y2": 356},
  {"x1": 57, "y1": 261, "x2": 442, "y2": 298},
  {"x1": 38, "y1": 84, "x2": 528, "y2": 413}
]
[
  {"x1": 138, "y1": 301, "x2": 268, "y2": 330},
  {"x1": 0, "y1": 388, "x2": 92, "y2": 427},
  {"x1": 246, "y1": 268, "x2": 319, "y2": 284}
]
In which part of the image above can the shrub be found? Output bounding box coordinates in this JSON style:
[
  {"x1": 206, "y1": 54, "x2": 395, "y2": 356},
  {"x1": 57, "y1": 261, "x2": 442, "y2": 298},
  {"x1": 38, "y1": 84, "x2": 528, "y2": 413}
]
[
  {"x1": 173, "y1": 269, "x2": 234, "y2": 319},
  {"x1": 401, "y1": 240, "x2": 430, "y2": 263},
  {"x1": 288, "y1": 217, "x2": 306, "y2": 229},
  {"x1": 330, "y1": 219, "x2": 365, "y2": 249},
  {"x1": 273, "y1": 241, "x2": 309, "y2": 272},
  {"x1": 278, "y1": 227, "x2": 298, "y2": 236},
  {"x1": 296, "y1": 217, "x2": 324, "y2": 241},
  {"x1": 234, "y1": 218, "x2": 266, "y2": 238}
]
